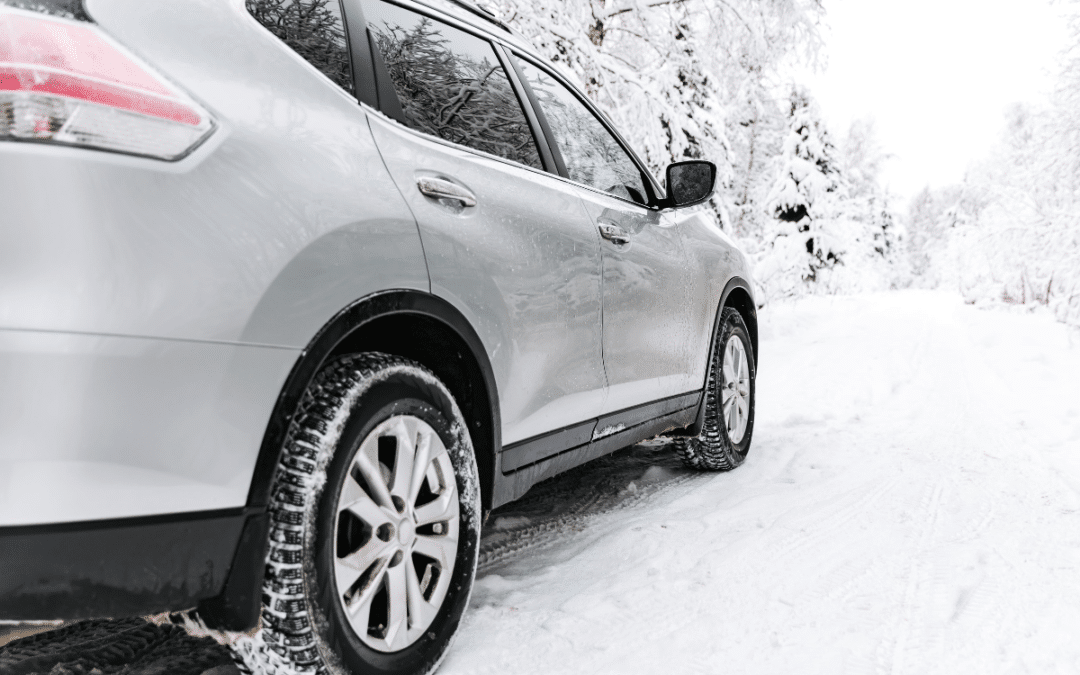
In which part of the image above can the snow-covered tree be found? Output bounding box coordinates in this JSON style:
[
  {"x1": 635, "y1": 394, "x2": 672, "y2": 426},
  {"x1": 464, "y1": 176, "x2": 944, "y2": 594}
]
[
  {"x1": 487, "y1": 0, "x2": 825, "y2": 227},
  {"x1": 839, "y1": 117, "x2": 887, "y2": 199},
  {"x1": 898, "y1": 0, "x2": 1080, "y2": 327},
  {"x1": 755, "y1": 92, "x2": 903, "y2": 299},
  {"x1": 907, "y1": 101, "x2": 1080, "y2": 325},
  {"x1": 754, "y1": 87, "x2": 845, "y2": 296},
  {"x1": 484, "y1": 0, "x2": 906, "y2": 303},
  {"x1": 838, "y1": 118, "x2": 901, "y2": 274}
]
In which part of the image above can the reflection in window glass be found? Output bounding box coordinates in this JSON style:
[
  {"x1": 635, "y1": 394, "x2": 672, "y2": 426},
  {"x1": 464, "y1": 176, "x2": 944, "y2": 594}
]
[
  {"x1": 246, "y1": 0, "x2": 353, "y2": 93},
  {"x1": 364, "y1": 0, "x2": 542, "y2": 170},
  {"x1": 516, "y1": 60, "x2": 647, "y2": 204}
]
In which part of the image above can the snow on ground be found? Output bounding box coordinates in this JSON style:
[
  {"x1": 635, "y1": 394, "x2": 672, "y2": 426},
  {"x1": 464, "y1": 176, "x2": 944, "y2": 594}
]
[
  {"x1": 4, "y1": 290, "x2": 1078, "y2": 675},
  {"x1": 443, "y1": 290, "x2": 1080, "y2": 675}
]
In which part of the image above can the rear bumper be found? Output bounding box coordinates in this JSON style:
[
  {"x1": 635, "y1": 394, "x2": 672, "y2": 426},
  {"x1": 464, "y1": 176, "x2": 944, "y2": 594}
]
[
  {"x1": 0, "y1": 328, "x2": 298, "y2": 527},
  {"x1": 0, "y1": 508, "x2": 265, "y2": 623},
  {"x1": 0, "y1": 328, "x2": 293, "y2": 625}
]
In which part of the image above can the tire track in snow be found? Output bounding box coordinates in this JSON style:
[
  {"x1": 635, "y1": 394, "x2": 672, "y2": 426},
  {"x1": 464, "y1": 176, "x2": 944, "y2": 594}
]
[
  {"x1": 872, "y1": 480, "x2": 945, "y2": 675},
  {"x1": 477, "y1": 441, "x2": 698, "y2": 574},
  {"x1": 867, "y1": 303, "x2": 1025, "y2": 675},
  {"x1": 870, "y1": 303, "x2": 985, "y2": 675},
  {"x1": 763, "y1": 474, "x2": 904, "y2": 561}
]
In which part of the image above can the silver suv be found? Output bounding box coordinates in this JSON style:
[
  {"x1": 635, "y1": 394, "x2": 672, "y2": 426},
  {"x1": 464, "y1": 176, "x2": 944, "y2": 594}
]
[{"x1": 0, "y1": 0, "x2": 758, "y2": 672}]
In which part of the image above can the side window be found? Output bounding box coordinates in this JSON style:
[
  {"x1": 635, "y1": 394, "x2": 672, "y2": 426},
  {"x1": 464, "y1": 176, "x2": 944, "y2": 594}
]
[
  {"x1": 246, "y1": 0, "x2": 354, "y2": 94},
  {"x1": 516, "y1": 59, "x2": 648, "y2": 204},
  {"x1": 363, "y1": 0, "x2": 542, "y2": 170}
]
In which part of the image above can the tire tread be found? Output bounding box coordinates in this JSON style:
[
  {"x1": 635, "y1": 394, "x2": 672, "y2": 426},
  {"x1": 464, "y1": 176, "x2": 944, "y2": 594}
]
[{"x1": 676, "y1": 307, "x2": 755, "y2": 472}]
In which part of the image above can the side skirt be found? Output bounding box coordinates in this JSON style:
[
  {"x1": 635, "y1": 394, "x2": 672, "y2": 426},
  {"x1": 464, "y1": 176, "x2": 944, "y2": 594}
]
[{"x1": 492, "y1": 391, "x2": 700, "y2": 508}]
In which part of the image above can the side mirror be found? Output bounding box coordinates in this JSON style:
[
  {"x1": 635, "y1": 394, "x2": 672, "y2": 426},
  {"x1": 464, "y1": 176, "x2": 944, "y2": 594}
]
[{"x1": 665, "y1": 160, "x2": 716, "y2": 208}]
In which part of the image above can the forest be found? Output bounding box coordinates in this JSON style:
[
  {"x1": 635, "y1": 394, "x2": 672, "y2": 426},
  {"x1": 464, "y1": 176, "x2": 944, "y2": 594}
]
[{"x1": 488, "y1": 0, "x2": 1080, "y2": 328}]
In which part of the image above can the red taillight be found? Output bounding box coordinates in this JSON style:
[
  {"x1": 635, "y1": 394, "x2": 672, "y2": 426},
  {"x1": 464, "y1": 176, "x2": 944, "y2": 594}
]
[{"x1": 0, "y1": 6, "x2": 214, "y2": 160}]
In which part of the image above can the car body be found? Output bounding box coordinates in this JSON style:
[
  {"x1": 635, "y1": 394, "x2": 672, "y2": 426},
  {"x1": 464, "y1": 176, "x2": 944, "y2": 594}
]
[{"x1": 0, "y1": 0, "x2": 756, "y2": 633}]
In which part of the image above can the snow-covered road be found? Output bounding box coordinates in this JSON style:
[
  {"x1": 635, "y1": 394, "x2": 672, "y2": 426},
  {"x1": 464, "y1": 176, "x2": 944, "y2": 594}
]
[
  {"x1": 4, "y1": 291, "x2": 1078, "y2": 675},
  {"x1": 445, "y1": 291, "x2": 1080, "y2": 675}
]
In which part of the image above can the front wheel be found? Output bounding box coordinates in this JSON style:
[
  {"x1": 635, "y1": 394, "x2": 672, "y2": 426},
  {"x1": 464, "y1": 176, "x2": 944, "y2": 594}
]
[
  {"x1": 675, "y1": 307, "x2": 756, "y2": 471},
  {"x1": 238, "y1": 353, "x2": 481, "y2": 675}
]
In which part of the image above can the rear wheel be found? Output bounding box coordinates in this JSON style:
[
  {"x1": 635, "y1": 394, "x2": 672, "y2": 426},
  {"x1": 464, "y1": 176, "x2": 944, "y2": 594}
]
[
  {"x1": 239, "y1": 353, "x2": 481, "y2": 675},
  {"x1": 675, "y1": 307, "x2": 756, "y2": 471}
]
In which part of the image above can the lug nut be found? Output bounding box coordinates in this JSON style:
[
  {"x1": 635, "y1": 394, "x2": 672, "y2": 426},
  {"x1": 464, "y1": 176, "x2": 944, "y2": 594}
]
[{"x1": 376, "y1": 524, "x2": 393, "y2": 542}]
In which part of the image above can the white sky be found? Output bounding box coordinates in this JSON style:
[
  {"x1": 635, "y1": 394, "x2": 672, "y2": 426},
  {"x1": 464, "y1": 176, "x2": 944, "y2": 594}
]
[{"x1": 798, "y1": 0, "x2": 1069, "y2": 201}]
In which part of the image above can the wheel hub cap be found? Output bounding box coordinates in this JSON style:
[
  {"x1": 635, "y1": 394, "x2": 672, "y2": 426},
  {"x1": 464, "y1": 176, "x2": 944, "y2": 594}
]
[
  {"x1": 721, "y1": 335, "x2": 751, "y2": 444},
  {"x1": 397, "y1": 518, "x2": 416, "y2": 547},
  {"x1": 333, "y1": 415, "x2": 460, "y2": 653}
]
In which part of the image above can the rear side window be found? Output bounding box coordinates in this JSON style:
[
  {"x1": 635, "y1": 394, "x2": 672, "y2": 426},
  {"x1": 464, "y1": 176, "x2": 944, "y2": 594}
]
[
  {"x1": 363, "y1": 0, "x2": 542, "y2": 170},
  {"x1": 247, "y1": 0, "x2": 354, "y2": 94}
]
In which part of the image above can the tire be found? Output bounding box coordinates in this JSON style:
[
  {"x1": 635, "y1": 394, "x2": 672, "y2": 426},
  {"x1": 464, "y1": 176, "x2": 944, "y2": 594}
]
[
  {"x1": 237, "y1": 353, "x2": 482, "y2": 675},
  {"x1": 675, "y1": 307, "x2": 756, "y2": 471}
]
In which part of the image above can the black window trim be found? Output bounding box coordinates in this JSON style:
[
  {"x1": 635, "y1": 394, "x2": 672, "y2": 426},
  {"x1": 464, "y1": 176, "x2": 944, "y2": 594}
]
[
  {"x1": 506, "y1": 50, "x2": 665, "y2": 210},
  {"x1": 342, "y1": 0, "x2": 665, "y2": 207},
  {"x1": 492, "y1": 43, "x2": 557, "y2": 175},
  {"x1": 350, "y1": 0, "x2": 554, "y2": 174},
  {"x1": 244, "y1": 0, "x2": 366, "y2": 103},
  {"x1": 504, "y1": 46, "x2": 566, "y2": 179},
  {"x1": 339, "y1": 0, "x2": 378, "y2": 108}
]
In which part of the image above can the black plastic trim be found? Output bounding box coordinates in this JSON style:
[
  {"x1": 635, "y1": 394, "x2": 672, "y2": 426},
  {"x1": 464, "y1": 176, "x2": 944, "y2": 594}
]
[
  {"x1": 340, "y1": 0, "x2": 379, "y2": 108},
  {"x1": 588, "y1": 404, "x2": 697, "y2": 459},
  {"x1": 0, "y1": 508, "x2": 253, "y2": 622},
  {"x1": 500, "y1": 419, "x2": 597, "y2": 473},
  {"x1": 494, "y1": 42, "x2": 557, "y2": 175},
  {"x1": 500, "y1": 390, "x2": 699, "y2": 475},
  {"x1": 596, "y1": 390, "x2": 700, "y2": 433},
  {"x1": 365, "y1": 23, "x2": 408, "y2": 123},
  {"x1": 245, "y1": 290, "x2": 500, "y2": 509},
  {"x1": 196, "y1": 511, "x2": 270, "y2": 630},
  {"x1": 720, "y1": 275, "x2": 758, "y2": 362},
  {"x1": 494, "y1": 404, "x2": 697, "y2": 506},
  {"x1": 506, "y1": 50, "x2": 568, "y2": 178}
]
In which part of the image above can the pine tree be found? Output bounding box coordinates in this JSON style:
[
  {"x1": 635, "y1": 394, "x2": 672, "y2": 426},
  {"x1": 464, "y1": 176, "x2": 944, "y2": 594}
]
[
  {"x1": 486, "y1": 0, "x2": 824, "y2": 232},
  {"x1": 761, "y1": 87, "x2": 844, "y2": 288}
]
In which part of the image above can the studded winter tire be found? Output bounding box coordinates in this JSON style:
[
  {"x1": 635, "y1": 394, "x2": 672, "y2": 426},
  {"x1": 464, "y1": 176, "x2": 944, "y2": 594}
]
[
  {"x1": 243, "y1": 353, "x2": 482, "y2": 675},
  {"x1": 675, "y1": 307, "x2": 756, "y2": 471}
]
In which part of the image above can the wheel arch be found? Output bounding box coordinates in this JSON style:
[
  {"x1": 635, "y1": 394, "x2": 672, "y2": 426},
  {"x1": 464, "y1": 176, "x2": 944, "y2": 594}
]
[
  {"x1": 245, "y1": 289, "x2": 501, "y2": 511},
  {"x1": 200, "y1": 290, "x2": 500, "y2": 631},
  {"x1": 670, "y1": 276, "x2": 758, "y2": 439},
  {"x1": 721, "y1": 277, "x2": 758, "y2": 365}
]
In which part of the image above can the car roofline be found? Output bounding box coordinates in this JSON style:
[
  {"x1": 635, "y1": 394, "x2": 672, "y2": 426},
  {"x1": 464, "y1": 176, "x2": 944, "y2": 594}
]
[{"x1": 405, "y1": 0, "x2": 538, "y2": 54}]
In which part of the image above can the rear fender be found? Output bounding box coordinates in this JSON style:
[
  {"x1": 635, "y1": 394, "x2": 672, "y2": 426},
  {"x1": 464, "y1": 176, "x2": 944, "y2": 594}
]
[{"x1": 202, "y1": 290, "x2": 500, "y2": 630}]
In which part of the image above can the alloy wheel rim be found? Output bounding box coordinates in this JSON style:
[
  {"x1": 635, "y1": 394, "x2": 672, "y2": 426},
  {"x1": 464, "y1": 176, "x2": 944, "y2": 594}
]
[
  {"x1": 721, "y1": 335, "x2": 750, "y2": 444},
  {"x1": 333, "y1": 415, "x2": 459, "y2": 653}
]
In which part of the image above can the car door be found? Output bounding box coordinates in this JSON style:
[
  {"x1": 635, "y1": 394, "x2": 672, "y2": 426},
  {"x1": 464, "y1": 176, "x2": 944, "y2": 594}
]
[
  {"x1": 358, "y1": 0, "x2": 606, "y2": 449},
  {"x1": 511, "y1": 56, "x2": 698, "y2": 415}
]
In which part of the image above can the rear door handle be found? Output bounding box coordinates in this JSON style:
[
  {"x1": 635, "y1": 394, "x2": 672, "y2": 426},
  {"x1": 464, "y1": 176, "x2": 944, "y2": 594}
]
[
  {"x1": 417, "y1": 176, "x2": 477, "y2": 207},
  {"x1": 598, "y1": 222, "x2": 630, "y2": 245}
]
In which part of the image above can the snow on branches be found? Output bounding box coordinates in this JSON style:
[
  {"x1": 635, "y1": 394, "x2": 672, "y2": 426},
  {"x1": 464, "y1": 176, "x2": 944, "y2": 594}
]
[
  {"x1": 907, "y1": 101, "x2": 1080, "y2": 327},
  {"x1": 487, "y1": 0, "x2": 824, "y2": 197},
  {"x1": 755, "y1": 89, "x2": 901, "y2": 300},
  {"x1": 905, "y1": 4, "x2": 1080, "y2": 328},
  {"x1": 485, "y1": 0, "x2": 901, "y2": 302}
]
